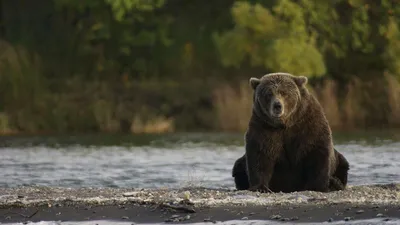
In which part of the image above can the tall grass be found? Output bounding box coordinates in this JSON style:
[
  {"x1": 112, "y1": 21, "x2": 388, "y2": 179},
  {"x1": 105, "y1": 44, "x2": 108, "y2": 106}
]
[
  {"x1": 313, "y1": 79, "x2": 341, "y2": 130},
  {"x1": 0, "y1": 40, "x2": 46, "y2": 132},
  {"x1": 213, "y1": 81, "x2": 253, "y2": 132},
  {"x1": 1, "y1": 39, "x2": 400, "y2": 135},
  {"x1": 131, "y1": 115, "x2": 175, "y2": 134},
  {"x1": 211, "y1": 74, "x2": 400, "y2": 132},
  {"x1": 385, "y1": 73, "x2": 400, "y2": 126}
]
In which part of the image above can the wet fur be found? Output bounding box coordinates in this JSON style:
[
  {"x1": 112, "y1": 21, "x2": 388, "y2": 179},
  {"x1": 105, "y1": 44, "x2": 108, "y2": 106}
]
[{"x1": 233, "y1": 72, "x2": 350, "y2": 193}]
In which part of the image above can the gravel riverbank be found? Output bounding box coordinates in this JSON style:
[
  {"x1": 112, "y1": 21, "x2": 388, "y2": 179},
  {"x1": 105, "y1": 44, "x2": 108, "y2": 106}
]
[{"x1": 0, "y1": 183, "x2": 399, "y2": 224}]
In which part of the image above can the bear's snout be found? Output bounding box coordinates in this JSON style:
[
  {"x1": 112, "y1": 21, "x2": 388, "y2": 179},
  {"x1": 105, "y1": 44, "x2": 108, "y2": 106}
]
[{"x1": 270, "y1": 99, "x2": 284, "y2": 117}]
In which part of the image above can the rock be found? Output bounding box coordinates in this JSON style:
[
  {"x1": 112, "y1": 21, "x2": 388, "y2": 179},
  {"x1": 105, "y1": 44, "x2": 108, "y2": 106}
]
[
  {"x1": 182, "y1": 191, "x2": 191, "y2": 200},
  {"x1": 123, "y1": 192, "x2": 139, "y2": 197},
  {"x1": 170, "y1": 214, "x2": 180, "y2": 219},
  {"x1": 290, "y1": 216, "x2": 299, "y2": 221},
  {"x1": 356, "y1": 209, "x2": 364, "y2": 214},
  {"x1": 122, "y1": 216, "x2": 129, "y2": 220},
  {"x1": 184, "y1": 215, "x2": 191, "y2": 220},
  {"x1": 376, "y1": 213, "x2": 384, "y2": 217},
  {"x1": 344, "y1": 217, "x2": 352, "y2": 221},
  {"x1": 328, "y1": 218, "x2": 334, "y2": 222},
  {"x1": 270, "y1": 214, "x2": 282, "y2": 220},
  {"x1": 241, "y1": 217, "x2": 248, "y2": 220}
]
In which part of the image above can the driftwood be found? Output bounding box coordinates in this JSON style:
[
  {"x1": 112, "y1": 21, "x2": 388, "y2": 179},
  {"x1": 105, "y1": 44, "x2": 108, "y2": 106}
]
[{"x1": 160, "y1": 202, "x2": 196, "y2": 213}]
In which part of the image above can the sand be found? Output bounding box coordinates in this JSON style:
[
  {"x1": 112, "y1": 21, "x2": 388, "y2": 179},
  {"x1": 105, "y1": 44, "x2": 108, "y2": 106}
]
[{"x1": 0, "y1": 183, "x2": 399, "y2": 224}]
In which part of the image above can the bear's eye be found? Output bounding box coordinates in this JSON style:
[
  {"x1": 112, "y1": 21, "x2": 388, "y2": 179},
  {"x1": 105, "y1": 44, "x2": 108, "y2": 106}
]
[
  {"x1": 264, "y1": 91, "x2": 273, "y2": 98},
  {"x1": 258, "y1": 88, "x2": 272, "y2": 98},
  {"x1": 279, "y1": 90, "x2": 289, "y2": 97}
]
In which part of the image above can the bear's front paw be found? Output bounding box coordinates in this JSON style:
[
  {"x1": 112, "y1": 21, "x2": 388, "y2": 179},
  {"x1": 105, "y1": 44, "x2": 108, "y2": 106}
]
[
  {"x1": 304, "y1": 181, "x2": 330, "y2": 193},
  {"x1": 249, "y1": 184, "x2": 272, "y2": 193},
  {"x1": 328, "y1": 177, "x2": 345, "y2": 191}
]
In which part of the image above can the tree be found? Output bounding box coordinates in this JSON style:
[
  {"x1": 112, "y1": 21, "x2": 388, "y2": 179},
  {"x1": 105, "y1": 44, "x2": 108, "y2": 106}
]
[{"x1": 213, "y1": 0, "x2": 326, "y2": 78}]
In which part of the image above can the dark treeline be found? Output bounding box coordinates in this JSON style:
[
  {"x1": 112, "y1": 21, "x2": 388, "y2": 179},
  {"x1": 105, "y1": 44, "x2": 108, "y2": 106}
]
[{"x1": 0, "y1": 0, "x2": 399, "y2": 134}]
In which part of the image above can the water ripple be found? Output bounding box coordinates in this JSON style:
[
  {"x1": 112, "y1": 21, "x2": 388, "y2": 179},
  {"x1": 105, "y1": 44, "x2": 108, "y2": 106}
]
[{"x1": 0, "y1": 138, "x2": 399, "y2": 188}]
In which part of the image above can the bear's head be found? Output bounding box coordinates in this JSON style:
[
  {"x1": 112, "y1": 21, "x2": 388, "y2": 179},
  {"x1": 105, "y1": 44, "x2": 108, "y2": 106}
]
[{"x1": 249, "y1": 72, "x2": 309, "y2": 127}]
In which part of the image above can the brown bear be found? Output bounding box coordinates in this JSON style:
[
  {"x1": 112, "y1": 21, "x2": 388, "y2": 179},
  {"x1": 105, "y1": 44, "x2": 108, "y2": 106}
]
[
  {"x1": 232, "y1": 148, "x2": 350, "y2": 192},
  {"x1": 233, "y1": 72, "x2": 350, "y2": 193}
]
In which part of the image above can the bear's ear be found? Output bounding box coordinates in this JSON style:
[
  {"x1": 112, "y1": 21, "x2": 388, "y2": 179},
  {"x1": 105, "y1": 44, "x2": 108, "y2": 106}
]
[
  {"x1": 293, "y1": 76, "x2": 308, "y2": 87},
  {"x1": 249, "y1": 77, "x2": 260, "y2": 90}
]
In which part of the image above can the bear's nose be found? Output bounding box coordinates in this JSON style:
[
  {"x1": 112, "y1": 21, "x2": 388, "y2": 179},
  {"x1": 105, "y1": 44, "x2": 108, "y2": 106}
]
[{"x1": 273, "y1": 101, "x2": 282, "y2": 112}]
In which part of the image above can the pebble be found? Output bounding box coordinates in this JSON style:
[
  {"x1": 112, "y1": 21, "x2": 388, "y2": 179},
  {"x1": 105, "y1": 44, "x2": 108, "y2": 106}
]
[
  {"x1": 290, "y1": 216, "x2": 299, "y2": 221},
  {"x1": 184, "y1": 215, "x2": 191, "y2": 220},
  {"x1": 356, "y1": 209, "x2": 364, "y2": 214},
  {"x1": 344, "y1": 217, "x2": 352, "y2": 221},
  {"x1": 182, "y1": 191, "x2": 191, "y2": 200},
  {"x1": 241, "y1": 217, "x2": 248, "y2": 220},
  {"x1": 270, "y1": 214, "x2": 282, "y2": 220},
  {"x1": 328, "y1": 218, "x2": 334, "y2": 222},
  {"x1": 376, "y1": 213, "x2": 384, "y2": 217},
  {"x1": 123, "y1": 192, "x2": 139, "y2": 197},
  {"x1": 121, "y1": 216, "x2": 129, "y2": 220}
]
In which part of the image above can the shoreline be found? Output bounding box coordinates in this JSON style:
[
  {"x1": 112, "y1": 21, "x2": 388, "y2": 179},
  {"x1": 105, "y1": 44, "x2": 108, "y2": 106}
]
[
  {"x1": 0, "y1": 184, "x2": 399, "y2": 224},
  {"x1": 1, "y1": 202, "x2": 399, "y2": 224}
]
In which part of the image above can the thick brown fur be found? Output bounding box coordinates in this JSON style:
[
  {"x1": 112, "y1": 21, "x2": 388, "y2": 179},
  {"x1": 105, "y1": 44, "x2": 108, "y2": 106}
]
[
  {"x1": 232, "y1": 148, "x2": 350, "y2": 192},
  {"x1": 233, "y1": 72, "x2": 350, "y2": 193}
]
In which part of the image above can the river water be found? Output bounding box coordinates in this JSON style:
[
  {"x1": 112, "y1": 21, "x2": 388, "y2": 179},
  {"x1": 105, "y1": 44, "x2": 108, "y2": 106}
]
[
  {"x1": 1, "y1": 131, "x2": 400, "y2": 225},
  {"x1": 0, "y1": 131, "x2": 399, "y2": 189}
]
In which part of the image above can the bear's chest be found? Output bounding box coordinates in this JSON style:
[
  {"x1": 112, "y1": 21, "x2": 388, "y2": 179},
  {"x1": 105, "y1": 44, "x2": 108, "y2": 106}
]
[
  {"x1": 278, "y1": 129, "x2": 309, "y2": 166},
  {"x1": 277, "y1": 142, "x2": 303, "y2": 167}
]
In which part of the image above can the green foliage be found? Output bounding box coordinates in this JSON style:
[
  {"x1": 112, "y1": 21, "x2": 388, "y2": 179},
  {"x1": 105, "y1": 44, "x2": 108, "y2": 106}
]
[
  {"x1": 383, "y1": 17, "x2": 400, "y2": 78},
  {"x1": 1, "y1": 0, "x2": 400, "y2": 133},
  {"x1": 104, "y1": 0, "x2": 165, "y2": 21},
  {"x1": 52, "y1": 0, "x2": 171, "y2": 78},
  {"x1": 213, "y1": 0, "x2": 326, "y2": 77}
]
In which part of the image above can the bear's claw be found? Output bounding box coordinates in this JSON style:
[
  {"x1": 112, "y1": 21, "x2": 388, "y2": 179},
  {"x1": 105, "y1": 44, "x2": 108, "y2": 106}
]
[{"x1": 249, "y1": 184, "x2": 272, "y2": 193}]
